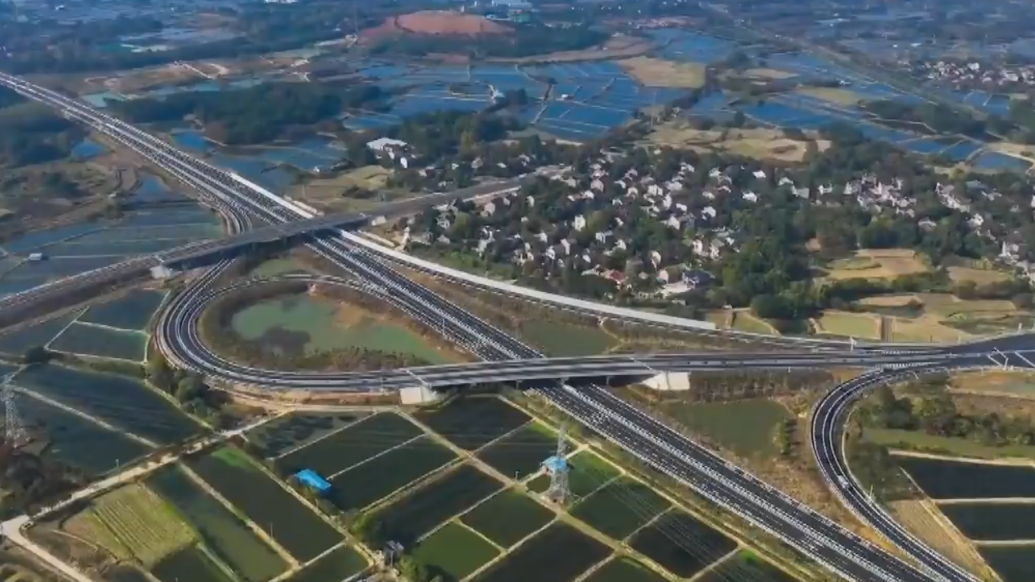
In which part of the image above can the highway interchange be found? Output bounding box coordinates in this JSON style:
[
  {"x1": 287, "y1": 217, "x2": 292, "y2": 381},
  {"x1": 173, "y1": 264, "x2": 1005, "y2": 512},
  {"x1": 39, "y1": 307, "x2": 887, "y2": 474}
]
[{"x1": 0, "y1": 70, "x2": 1028, "y2": 582}]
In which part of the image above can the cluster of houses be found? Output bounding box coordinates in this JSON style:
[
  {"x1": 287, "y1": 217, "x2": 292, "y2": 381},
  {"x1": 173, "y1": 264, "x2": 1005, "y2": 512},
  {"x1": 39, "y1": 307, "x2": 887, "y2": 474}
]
[
  {"x1": 395, "y1": 151, "x2": 1035, "y2": 297},
  {"x1": 913, "y1": 60, "x2": 1035, "y2": 89}
]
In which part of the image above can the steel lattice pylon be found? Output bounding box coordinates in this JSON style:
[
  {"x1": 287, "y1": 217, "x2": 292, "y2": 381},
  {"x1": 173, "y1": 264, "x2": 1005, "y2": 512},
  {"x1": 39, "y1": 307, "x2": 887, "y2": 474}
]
[{"x1": 543, "y1": 423, "x2": 571, "y2": 505}]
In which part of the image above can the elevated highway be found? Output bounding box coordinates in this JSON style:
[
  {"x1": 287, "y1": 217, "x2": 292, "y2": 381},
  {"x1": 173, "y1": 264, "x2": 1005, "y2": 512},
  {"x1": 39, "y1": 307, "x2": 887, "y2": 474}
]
[{"x1": 0, "y1": 69, "x2": 1010, "y2": 582}]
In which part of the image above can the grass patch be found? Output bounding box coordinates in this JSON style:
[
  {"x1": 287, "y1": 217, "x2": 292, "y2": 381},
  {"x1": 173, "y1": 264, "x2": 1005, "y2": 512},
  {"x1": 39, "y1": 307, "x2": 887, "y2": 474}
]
[
  {"x1": 519, "y1": 320, "x2": 615, "y2": 357},
  {"x1": 826, "y1": 248, "x2": 928, "y2": 280},
  {"x1": 865, "y1": 428, "x2": 1035, "y2": 460},
  {"x1": 63, "y1": 483, "x2": 196, "y2": 567},
  {"x1": 413, "y1": 523, "x2": 500, "y2": 582},
  {"x1": 947, "y1": 265, "x2": 1010, "y2": 285},
  {"x1": 571, "y1": 477, "x2": 670, "y2": 540},
  {"x1": 795, "y1": 86, "x2": 865, "y2": 105},
  {"x1": 696, "y1": 551, "x2": 799, "y2": 582},
  {"x1": 730, "y1": 310, "x2": 777, "y2": 335},
  {"x1": 660, "y1": 399, "x2": 792, "y2": 458},
  {"x1": 460, "y1": 489, "x2": 555, "y2": 548},
  {"x1": 247, "y1": 258, "x2": 311, "y2": 278},
  {"x1": 888, "y1": 316, "x2": 968, "y2": 343},
  {"x1": 814, "y1": 311, "x2": 881, "y2": 339},
  {"x1": 618, "y1": 56, "x2": 706, "y2": 88},
  {"x1": 646, "y1": 123, "x2": 826, "y2": 163},
  {"x1": 888, "y1": 499, "x2": 989, "y2": 579}
]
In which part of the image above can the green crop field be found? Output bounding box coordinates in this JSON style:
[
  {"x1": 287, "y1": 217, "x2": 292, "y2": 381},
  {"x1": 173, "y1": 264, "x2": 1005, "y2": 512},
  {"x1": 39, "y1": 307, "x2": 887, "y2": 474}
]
[
  {"x1": 328, "y1": 436, "x2": 455, "y2": 512},
  {"x1": 571, "y1": 478, "x2": 670, "y2": 540},
  {"x1": 477, "y1": 423, "x2": 560, "y2": 479},
  {"x1": 519, "y1": 320, "x2": 616, "y2": 357},
  {"x1": 147, "y1": 465, "x2": 288, "y2": 582},
  {"x1": 460, "y1": 489, "x2": 555, "y2": 548},
  {"x1": 49, "y1": 323, "x2": 147, "y2": 361},
  {"x1": 63, "y1": 484, "x2": 195, "y2": 567},
  {"x1": 471, "y1": 522, "x2": 610, "y2": 582},
  {"x1": 696, "y1": 551, "x2": 800, "y2": 582},
  {"x1": 188, "y1": 447, "x2": 342, "y2": 562},
  {"x1": 247, "y1": 412, "x2": 369, "y2": 458},
  {"x1": 150, "y1": 545, "x2": 234, "y2": 582},
  {"x1": 13, "y1": 364, "x2": 202, "y2": 445},
  {"x1": 528, "y1": 451, "x2": 619, "y2": 499},
  {"x1": 629, "y1": 511, "x2": 736, "y2": 578},
  {"x1": 15, "y1": 392, "x2": 151, "y2": 475},
  {"x1": 276, "y1": 412, "x2": 423, "y2": 476},
  {"x1": 284, "y1": 546, "x2": 368, "y2": 582},
  {"x1": 583, "y1": 558, "x2": 667, "y2": 582},
  {"x1": 375, "y1": 464, "x2": 502, "y2": 544},
  {"x1": 413, "y1": 397, "x2": 530, "y2": 450},
  {"x1": 413, "y1": 523, "x2": 500, "y2": 582},
  {"x1": 79, "y1": 290, "x2": 166, "y2": 331},
  {"x1": 660, "y1": 400, "x2": 792, "y2": 458}
]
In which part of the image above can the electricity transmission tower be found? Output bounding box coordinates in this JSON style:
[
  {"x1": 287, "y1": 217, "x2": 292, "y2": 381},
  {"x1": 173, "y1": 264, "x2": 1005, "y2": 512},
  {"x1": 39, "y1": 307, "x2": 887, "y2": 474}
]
[
  {"x1": 3, "y1": 383, "x2": 28, "y2": 447},
  {"x1": 542, "y1": 423, "x2": 571, "y2": 504}
]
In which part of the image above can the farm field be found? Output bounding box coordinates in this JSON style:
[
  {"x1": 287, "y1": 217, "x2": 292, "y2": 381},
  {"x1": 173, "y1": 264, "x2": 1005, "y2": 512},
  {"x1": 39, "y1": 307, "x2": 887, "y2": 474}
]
[
  {"x1": 247, "y1": 411, "x2": 369, "y2": 458},
  {"x1": 412, "y1": 522, "x2": 500, "y2": 582},
  {"x1": 795, "y1": 87, "x2": 865, "y2": 106},
  {"x1": 12, "y1": 364, "x2": 202, "y2": 444},
  {"x1": 825, "y1": 249, "x2": 928, "y2": 280},
  {"x1": 629, "y1": 510, "x2": 737, "y2": 578},
  {"x1": 647, "y1": 124, "x2": 826, "y2": 163},
  {"x1": 470, "y1": 522, "x2": 610, "y2": 582},
  {"x1": 583, "y1": 558, "x2": 667, "y2": 582},
  {"x1": 477, "y1": 423, "x2": 560, "y2": 479},
  {"x1": 15, "y1": 392, "x2": 152, "y2": 474},
  {"x1": 328, "y1": 436, "x2": 456, "y2": 512},
  {"x1": 865, "y1": 428, "x2": 1035, "y2": 460},
  {"x1": 276, "y1": 412, "x2": 423, "y2": 476},
  {"x1": 814, "y1": 311, "x2": 881, "y2": 340},
  {"x1": 528, "y1": 451, "x2": 620, "y2": 498},
  {"x1": 63, "y1": 484, "x2": 195, "y2": 567},
  {"x1": 187, "y1": 447, "x2": 342, "y2": 561},
  {"x1": 938, "y1": 503, "x2": 1035, "y2": 541},
  {"x1": 571, "y1": 477, "x2": 670, "y2": 540},
  {"x1": 660, "y1": 400, "x2": 791, "y2": 458},
  {"x1": 460, "y1": 488, "x2": 556, "y2": 548},
  {"x1": 79, "y1": 290, "x2": 166, "y2": 331},
  {"x1": 412, "y1": 397, "x2": 530, "y2": 451},
  {"x1": 284, "y1": 546, "x2": 367, "y2": 582},
  {"x1": 147, "y1": 465, "x2": 289, "y2": 582},
  {"x1": 617, "y1": 56, "x2": 706, "y2": 88},
  {"x1": 730, "y1": 310, "x2": 777, "y2": 334},
  {"x1": 49, "y1": 323, "x2": 146, "y2": 361},
  {"x1": 150, "y1": 545, "x2": 233, "y2": 582},
  {"x1": 897, "y1": 456, "x2": 1035, "y2": 499},
  {"x1": 374, "y1": 464, "x2": 502, "y2": 545},
  {"x1": 0, "y1": 312, "x2": 78, "y2": 355},
  {"x1": 696, "y1": 551, "x2": 800, "y2": 582},
  {"x1": 947, "y1": 265, "x2": 1010, "y2": 285},
  {"x1": 979, "y1": 545, "x2": 1035, "y2": 582},
  {"x1": 518, "y1": 320, "x2": 616, "y2": 357}
]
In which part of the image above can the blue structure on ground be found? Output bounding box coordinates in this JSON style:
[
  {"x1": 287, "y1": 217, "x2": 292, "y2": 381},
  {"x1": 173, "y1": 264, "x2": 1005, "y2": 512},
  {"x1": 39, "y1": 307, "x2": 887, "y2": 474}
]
[
  {"x1": 543, "y1": 455, "x2": 568, "y2": 474},
  {"x1": 295, "y1": 469, "x2": 332, "y2": 493}
]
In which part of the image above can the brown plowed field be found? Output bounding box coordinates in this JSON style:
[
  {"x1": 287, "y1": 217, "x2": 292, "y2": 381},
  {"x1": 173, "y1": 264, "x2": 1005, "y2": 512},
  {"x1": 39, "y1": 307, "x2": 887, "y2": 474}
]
[{"x1": 361, "y1": 10, "x2": 512, "y2": 42}]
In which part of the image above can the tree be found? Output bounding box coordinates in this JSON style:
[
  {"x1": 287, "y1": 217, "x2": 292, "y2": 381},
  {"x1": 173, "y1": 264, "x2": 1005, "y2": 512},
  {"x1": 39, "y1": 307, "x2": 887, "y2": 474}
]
[
  {"x1": 147, "y1": 351, "x2": 174, "y2": 392},
  {"x1": 175, "y1": 374, "x2": 205, "y2": 404},
  {"x1": 22, "y1": 345, "x2": 50, "y2": 365}
]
